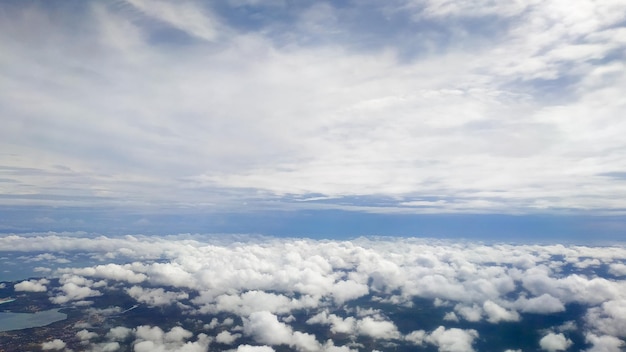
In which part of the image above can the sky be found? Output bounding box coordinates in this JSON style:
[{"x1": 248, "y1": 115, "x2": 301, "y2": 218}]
[{"x1": 1, "y1": 0, "x2": 626, "y2": 239}]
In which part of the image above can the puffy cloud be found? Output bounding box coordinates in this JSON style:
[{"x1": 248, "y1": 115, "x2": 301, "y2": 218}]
[
  {"x1": 126, "y1": 286, "x2": 189, "y2": 307},
  {"x1": 133, "y1": 325, "x2": 210, "y2": 352},
  {"x1": 356, "y1": 316, "x2": 401, "y2": 340},
  {"x1": 425, "y1": 326, "x2": 479, "y2": 352},
  {"x1": 515, "y1": 294, "x2": 566, "y2": 314},
  {"x1": 482, "y1": 300, "x2": 520, "y2": 323},
  {"x1": 50, "y1": 275, "x2": 102, "y2": 304},
  {"x1": 585, "y1": 300, "x2": 626, "y2": 338},
  {"x1": 197, "y1": 290, "x2": 313, "y2": 316},
  {"x1": 106, "y1": 326, "x2": 133, "y2": 341},
  {"x1": 330, "y1": 280, "x2": 369, "y2": 305},
  {"x1": 215, "y1": 330, "x2": 241, "y2": 344},
  {"x1": 540, "y1": 333, "x2": 573, "y2": 352},
  {"x1": 454, "y1": 304, "x2": 483, "y2": 322},
  {"x1": 608, "y1": 263, "x2": 626, "y2": 277},
  {"x1": 584, "y1": 333, "x2": 625, "y2": 352},
  {"x1": 236, "y1": 346, "x2": 276, "y2": 352},
  {"x1": 243, "y1": 311, "x2": 321, "y2": 351},
  {"x1": 76, "y1": 329, "x2": 98, "y2": 341},
  {"x1": 306, "y1": 310, "x2": 357, "y2": 335},
  {"x1": 164, "y1": 326, "x2": 193, "y2": 342},
  {"x1": 14, "y1": 278, "x2": 49, "y2": 292},
  {"x1": 64, "y1": 264, "x2": 147, "y2": 284},
  {"x1": 522, "y1": 272, "x2": 624, "y2": 305},
  {"x1": 243, "y1": 311, "x2": 298, "y2": 345},
  {"x1": 5, "y1": 234, "x2": 626, "y2": 352},
  {"x1": 405, "y1": 330, "x2": 427, "y2": 345},
  {"x1": 87, "y1": 342, "x2": 121, "y2": 352},
  {"x1": 41, "y1": 339, "x2": 66, "y2": 350}
]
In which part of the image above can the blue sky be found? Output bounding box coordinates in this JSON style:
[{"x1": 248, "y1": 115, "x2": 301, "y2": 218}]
[{"x1": 1, "y1": 0, "x2": 626, "y2": 239}]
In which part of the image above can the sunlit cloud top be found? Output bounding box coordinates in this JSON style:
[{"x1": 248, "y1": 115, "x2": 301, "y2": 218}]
[{"x1": 2, "y1": 0, "x2": 626, "y2": 214}]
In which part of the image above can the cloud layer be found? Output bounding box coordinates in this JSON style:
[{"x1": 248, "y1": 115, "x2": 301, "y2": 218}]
[
  {"x1": 1, "y1": 0, "x2": 626, "y2": 214},
  {"x1": 3, "y1": 234, "x2": 626, "y2": 351}
]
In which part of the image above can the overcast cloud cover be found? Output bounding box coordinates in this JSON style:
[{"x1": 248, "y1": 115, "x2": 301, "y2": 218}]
[{"x1": 1, "y1": 0, "x2": 626, "y2": 227}]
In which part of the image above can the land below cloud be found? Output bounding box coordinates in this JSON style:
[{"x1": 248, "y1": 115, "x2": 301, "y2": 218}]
[{"x1": 1, "y1": 234, "x2": 625, "y2": 351}]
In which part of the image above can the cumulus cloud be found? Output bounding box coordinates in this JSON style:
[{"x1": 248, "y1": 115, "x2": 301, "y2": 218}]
[
  {"x1": 41, "y1": 339, "x2": 66, "y2": 350},
  {"x1": 585, "y1": 299, "x2": 626, "y2": 338},
  {"x1": 50, "y1": 275, "x2": 102, "y2": 304},
  {"x1": 306, "y1": 311, "x2": 357, "y2": 335},
  {"x1": 65, "y1": 264, "x2": 147, "y2": 284},
  {"x1": 405, "y1": 330, "x2": 427, "y2": 345},
  {"x1": 425, "y1": 326, "x2": 479, "y2": 352},
  {"x1": 4, "y1": 235, "x2": 626, "y2": 351},
  {"x1": 330, "y1": 280, "x2": 369, "y2": 305},
  {"x1": 356, "y1": 316, "x2": 401, "y2": 340},
  {"x1": 215, "y1": 330, "x2": 241, "y2": 344},
  {"x1": 454, "y1": 304, "x2": 483, "y2": 322},
  {"x1": 126, "y1": 286, "x2": 189, "y2": 307},
  {"x1": 244, "y1": 311, "x2": 320, "y2": 351},
  {"x1": 540, "y1": 332, "x2": 573, "y2": 352},
  {"x1": 76, "y1": 329, "x2": 98, "y2": 342},
  {"x1": 608, "y1": 263, "x2": 626, "y2": 277},
  {"x1": 584, "y1": 333, "x2": 625, "y2": 352},
  {"x1": 14, "y1": 278, "x2": 49, "y2": 292},
  {"x1": 133, "y1": 325, "x2": 210, "y2": 352},
  {"x1": 106, "y1": 326, "x2": 133, "y2": 341},
  {"x1": 236, "y1": 346, "x2": 276, "y2": 352},
  {"x1": 483, "y1": 300, "x2": 520, "y2": 323},
  {"x1": 515, "y1": 294, "x2": 566, "y2": 314}
]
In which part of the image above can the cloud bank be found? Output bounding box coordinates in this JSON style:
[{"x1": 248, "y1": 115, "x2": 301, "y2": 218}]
[{"x1": 2, "y1": 234, "x2": 626, "y2": 351}]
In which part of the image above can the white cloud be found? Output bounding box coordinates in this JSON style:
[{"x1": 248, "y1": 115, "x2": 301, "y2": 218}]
[
  {"x1": 540, "y1": 333, "x2": 573, "y2": 352},
  {"x1": 584, "y1": 333, "x2": 625, "y2": 352},
  {"x1": 164, "y1": 326, "x2": 193, "y2": 342},
  {"x1": 41, "y1": 339, "x2": 66, "y2": 350},
  {"x1": 77, "y1": 329, "x2": 98, "y2": 341},
  {"x1": 405, "y1": 330, "x2": 427, "y2": 345},
  {"x1": 515, "y1": 294, "x2": 565, "y2": 314},
  {"x1": 5, "y1": 234, "x2": 626, "y2": 351},
  {"x1": 215, "y1": 330, "x2": 241, "y2": 344},
  {"x1": 454, "y1": 304, "x2": 483, "y2": 322},
  {"x1": 126, "y1": 286, "x2": 189, "y2": 307},
  {"x1": 608, "y1": 263, "x2": 626, "y2": 277},
  {"x1": 1, "y1": 0, "x2": 626, "y2": 213},
  {"x1": 106, "y1": 326, "x2": 133, "y2": 341},
  {"x1": 243, "y1": 311, "x2": 321, "y2": 351},
  {"x1": 50, "y1": 275, "x2": 102, "y2": 304},
  {"x1": 356, "y1": 316, "x2": 401, "y2": 340},
  {"x1": 306, "y1": 310, "x2": 357, "y2": 335},
  {"x1": 133, "y1": 325, "x2": 210, "y2": 352},
  {"x1": 586, "y1": 300, "x2": 626, "y2": 338},
  {"x1": 236, "y1": 346, "x2": 276, "y2": 352},
  {"x1": 64, "y1": 264, "x2": 147, "y2": 284},
  {"x1": 425, "y1": 326, "x2": 479, "y2": 352},
  {"x1": 14, "y1": 278, "x2": 49, "y2": 292},
  {"x1": 330, "y1": 280, "x2": 369, "y2": 305},
  {"x1": 483, "y1": 300, "x2": 520, "y2": 323},
  {"x1": 87, "y1": 342, "x2": 121, "y2": 352}
]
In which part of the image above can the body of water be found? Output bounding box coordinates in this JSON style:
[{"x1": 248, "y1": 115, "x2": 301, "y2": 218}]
[{"x1": 0, "y1": 308, "x2": 67, "y2": 332}]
